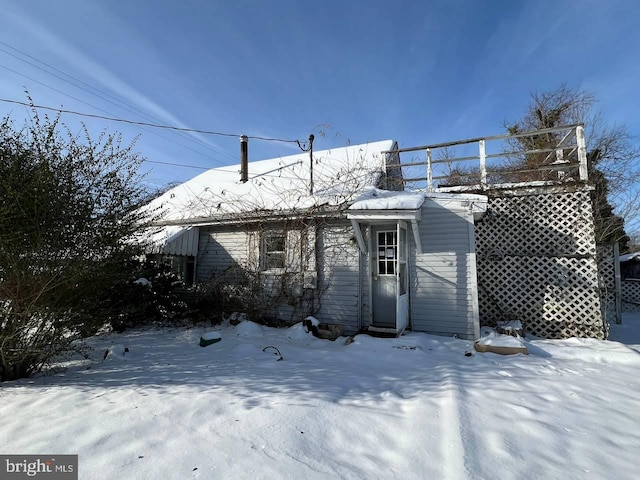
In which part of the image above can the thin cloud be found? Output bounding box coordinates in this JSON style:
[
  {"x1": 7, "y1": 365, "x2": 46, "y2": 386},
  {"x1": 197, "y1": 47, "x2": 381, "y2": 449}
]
[{"x1": 3, "y1": 3, "x2": 229, "y2": 155}]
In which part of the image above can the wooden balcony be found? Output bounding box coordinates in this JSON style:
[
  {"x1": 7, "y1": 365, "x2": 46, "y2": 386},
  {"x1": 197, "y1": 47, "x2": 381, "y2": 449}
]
[{"x1": 384, "y1": 124, "x2": 589, "y2": 192}]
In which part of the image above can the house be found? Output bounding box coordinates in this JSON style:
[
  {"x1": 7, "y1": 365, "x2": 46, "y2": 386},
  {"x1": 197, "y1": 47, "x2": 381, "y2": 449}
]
[
  {"x1": 618, "y1": 251, "x2": 640, "y2": 313},
  {"x1": 619, "y1": 251, "x2": 640, "y2": 280},
  {"x1": 144, "y1": 140, "x2": 487, "y2": 339}
]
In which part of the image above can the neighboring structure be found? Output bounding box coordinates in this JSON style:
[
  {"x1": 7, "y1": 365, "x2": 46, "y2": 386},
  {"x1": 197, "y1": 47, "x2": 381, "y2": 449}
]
[
  {"x1": 620, "y1": 251, "x2": 640, "y2": 280},
  {"x1": 618, "y1": 251, "x2": 640, "y2": 313},
  {"x1": 144, "y1": 140, "x2": 487, "y2": 339}
]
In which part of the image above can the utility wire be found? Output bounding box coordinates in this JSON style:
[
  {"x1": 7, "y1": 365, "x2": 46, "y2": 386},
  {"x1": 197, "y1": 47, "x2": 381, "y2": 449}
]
[
  {"x1": 0, "y1": 65, "x2": 236, "y2": 165},
  {"x1": 0, "y1": 41, "x2": 161, "y2": 119},
  {"x1": 0, "y1": 45, "x2": 135, "y2": 115},
  {"x1": 0, "y1": 42, "x2": 240, "y2": 163},
  {"x1": 0, "y1": 66, "x2": 114, "y2": 119},
  {"x1": 0, "y1": 52, "x2": 305, "y2": 171},
  {"x1": 0, "y1": 46, "x2": 305, "y2": 171},
  {"x1": 0, "y1": 97, "x2": 300, "y2": 143},
  {"x1": 0, "y1": 91, "x2": 302, "y2": 173},
  {"x1": 143, "y1": 159, "x2": 210, "y2": 170}
]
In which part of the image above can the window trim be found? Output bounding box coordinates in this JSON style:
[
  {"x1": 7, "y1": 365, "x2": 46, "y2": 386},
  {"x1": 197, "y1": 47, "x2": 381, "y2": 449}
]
[{"x1": 261, "y1": 231, "x2": 286, "y2": 272}]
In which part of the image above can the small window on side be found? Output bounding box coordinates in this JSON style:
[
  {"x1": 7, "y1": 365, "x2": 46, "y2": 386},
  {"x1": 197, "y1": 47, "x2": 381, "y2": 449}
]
[{"x1": 262, "y1": 233, "x2": 286, "y2": 270}]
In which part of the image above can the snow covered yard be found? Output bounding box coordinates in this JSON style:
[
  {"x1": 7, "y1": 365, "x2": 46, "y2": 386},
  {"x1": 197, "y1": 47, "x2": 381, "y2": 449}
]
[{"x1": 2, "y1": 317, "x2": 640, "y2": 480}]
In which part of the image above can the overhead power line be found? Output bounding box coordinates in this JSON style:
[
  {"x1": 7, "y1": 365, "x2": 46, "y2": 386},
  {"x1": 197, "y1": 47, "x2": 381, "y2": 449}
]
[
  {"x1": 0, "y1": 66, "x2": 237, "y2": 164},
  {"x1": 0, "y1": 42, "x2": 239, "y2": 163},
  {"x1": 0, "y1": 41, "x2": 162, "y2": 119},
  {"x1": 144, "y1": 159, "x2": 211, "y2": 170},
  {"x1": 0, "y1": 66, "x2": 112, "y2": 118},
  {"x1": 0, "y1": 97, "x2": 301, "y2": 144}
]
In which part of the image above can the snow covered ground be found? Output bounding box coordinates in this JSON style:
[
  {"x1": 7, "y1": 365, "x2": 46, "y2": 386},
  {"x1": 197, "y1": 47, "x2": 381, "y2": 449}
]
[{"x1": 2, "y1": 315, "x2": 640, "y2": 480}]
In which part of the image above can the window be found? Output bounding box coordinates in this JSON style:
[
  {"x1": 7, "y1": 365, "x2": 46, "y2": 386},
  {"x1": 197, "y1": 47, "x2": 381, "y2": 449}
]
[
  {"x1": 262, "y1": 233, "x2": 286, "y2": 270},
  {"x1": 159, "y1": 254, "x2": 195, "y2": 286}
]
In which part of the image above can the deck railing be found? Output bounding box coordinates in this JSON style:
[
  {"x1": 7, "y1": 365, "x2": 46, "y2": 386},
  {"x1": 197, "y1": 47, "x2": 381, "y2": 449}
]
[{"x1": 384, "y1": 124, "x2": 588, "y2": 191}]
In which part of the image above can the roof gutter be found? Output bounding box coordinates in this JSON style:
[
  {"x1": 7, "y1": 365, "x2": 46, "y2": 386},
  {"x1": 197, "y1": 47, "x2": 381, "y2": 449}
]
[{"x1": 150, "y1": 206, "x2": 350, "y2": 228}]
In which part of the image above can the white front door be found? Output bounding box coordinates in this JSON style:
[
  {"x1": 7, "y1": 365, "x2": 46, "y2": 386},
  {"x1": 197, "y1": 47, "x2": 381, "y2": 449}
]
[{"x1": 396, "y1": 222, "x2": 409, "y2": 332}]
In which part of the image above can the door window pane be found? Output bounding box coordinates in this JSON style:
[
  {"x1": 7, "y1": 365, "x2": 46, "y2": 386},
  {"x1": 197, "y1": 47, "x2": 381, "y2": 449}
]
[
  {"x1": 376, "y1": 230, "x2": 397, "y2": 276},
  {"x1": 386, "y1": 231, "x2": 395, "y2": 244}
]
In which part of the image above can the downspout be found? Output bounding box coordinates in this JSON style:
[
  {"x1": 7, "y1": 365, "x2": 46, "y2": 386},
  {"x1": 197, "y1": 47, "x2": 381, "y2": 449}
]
[{"x1": 358, "y1": 249, "x2": 364, "y2": 331}]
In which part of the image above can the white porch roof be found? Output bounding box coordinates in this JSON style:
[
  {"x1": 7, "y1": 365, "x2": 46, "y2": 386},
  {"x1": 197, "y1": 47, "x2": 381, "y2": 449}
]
[
  {"x1": 145, "y1": 225, "x2": 199, "y2": 256},
  {"x1": 346, "y1": 187, "x2": 488, "y2": 254}
]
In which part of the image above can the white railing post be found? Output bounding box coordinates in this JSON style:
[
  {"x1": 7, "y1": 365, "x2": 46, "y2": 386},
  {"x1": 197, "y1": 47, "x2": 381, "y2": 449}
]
[
  {"x1": 479, "y1": 139, "x2": 487, "y2": 185},
  {"x1": 554, "y1": 146, "x2": 567, "y2": 180},
  {"x1": 426, "y1": 148, "x2": 433, "y2": 191},
  {"x1": 576, "y1": 125, "x2": 588, "y2": 181}
]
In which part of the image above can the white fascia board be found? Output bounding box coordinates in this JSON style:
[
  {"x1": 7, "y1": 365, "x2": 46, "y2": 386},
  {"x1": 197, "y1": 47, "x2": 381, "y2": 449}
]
[
  {"x1": 346, "y1": 209, "x2": 421, "y2": 222},
  {"x1": 348, "y1": 210, "x2": 422, "y2": 255}
]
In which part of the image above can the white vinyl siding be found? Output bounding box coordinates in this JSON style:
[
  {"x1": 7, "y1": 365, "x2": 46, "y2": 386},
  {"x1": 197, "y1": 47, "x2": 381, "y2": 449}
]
[
  {"x1": 315, "y1": 224, "x2": 362, "y2": 334},
  {"x1": 196, "y1": 227, "x2": 250, "y2": 280},
  {"x1": 196, "y1": 224, "x2": 319, "y2": 324},
  {"x1": 410, "y1": 200, "x2": 479, "y2": 340},
  {"x1": 191, "y1": 200, "x2": 481, "y2": 339}
]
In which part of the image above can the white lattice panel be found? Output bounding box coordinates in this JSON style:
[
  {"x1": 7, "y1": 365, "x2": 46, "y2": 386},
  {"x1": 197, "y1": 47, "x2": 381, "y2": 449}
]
[
  {"x1": 596, "y1": 244, "x2": 617, "y2": 327},
  {"x1": 621, "y1": 280, "x2": 640, "y2": 311},
  {"x1": 475, "y1": 187, "x2": 605, "y2": 339},
  {"x1": 476, "y1": 190, "x2": 596, "y2": 257},
  {"x1": 622, "y1": 301, "x2": 640, "y2": 313}
]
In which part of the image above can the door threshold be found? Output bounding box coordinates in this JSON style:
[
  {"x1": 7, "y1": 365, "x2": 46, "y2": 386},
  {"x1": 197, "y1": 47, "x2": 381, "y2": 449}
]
[
  {"x1": 368, "y1": 325, "x2": 399, "y2": 335},
  {"x1": 367, "y1": 325, "x2": 408, "y2": 338}
]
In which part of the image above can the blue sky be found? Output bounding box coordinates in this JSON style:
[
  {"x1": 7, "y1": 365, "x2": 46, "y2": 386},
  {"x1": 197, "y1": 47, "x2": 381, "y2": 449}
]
[{"x1": 1, "y1": 0, "x2": 639, "y2": 190}]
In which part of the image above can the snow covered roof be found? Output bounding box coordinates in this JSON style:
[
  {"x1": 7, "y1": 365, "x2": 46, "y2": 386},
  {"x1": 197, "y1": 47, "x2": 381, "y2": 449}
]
[
  {"x1": 349, "y1": 186, "x2": 426, "y2": 210},
  {"x1": 347, "y1": 187, "x2": 488, "y2": 255},
  {"x1": 145, "y1": 140, "x2": 396, "y2": 224},
  {"x1": 620, "y1": 252, "x2": 640, "y2": 263},
  {"x1": 348, "y1": 187, "x2": 488, "y2": 215}
]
